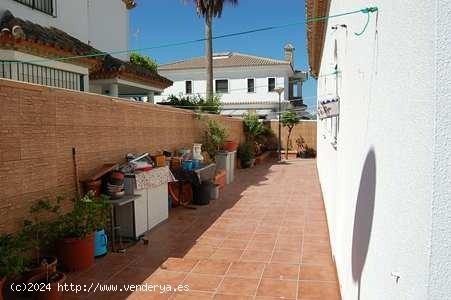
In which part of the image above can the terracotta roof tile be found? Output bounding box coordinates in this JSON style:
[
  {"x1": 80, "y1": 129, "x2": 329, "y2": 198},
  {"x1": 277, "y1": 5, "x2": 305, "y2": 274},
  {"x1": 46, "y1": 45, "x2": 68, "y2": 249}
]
[
  {"x1": 306, "y1": 0, "x2": 331, "y2": 78},
  {"x1": 0, "y1": 10, "x2": 100, "y2": 66},
  {"x1": 159, "y1": 52, "x2": 291, "y2": 71},
  {"x1": 90, "y1": 55, "x2": 172, "y2": 89},
  {"x1": 0, "y1": 10, "x2": 171, "y2": 88}
]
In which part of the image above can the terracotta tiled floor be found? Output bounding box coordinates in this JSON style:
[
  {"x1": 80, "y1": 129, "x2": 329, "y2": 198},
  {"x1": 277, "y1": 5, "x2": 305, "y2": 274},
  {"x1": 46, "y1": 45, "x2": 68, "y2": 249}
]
[{"x1": 64, "y1": 159, "x2": 341, "y2": 300}]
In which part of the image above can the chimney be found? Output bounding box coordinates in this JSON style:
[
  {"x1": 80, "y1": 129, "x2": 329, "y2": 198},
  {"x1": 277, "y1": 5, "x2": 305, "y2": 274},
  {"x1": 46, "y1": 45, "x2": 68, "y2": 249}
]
[{"x1": 284, "y1": 43, "x2": 295, "y2": 66}]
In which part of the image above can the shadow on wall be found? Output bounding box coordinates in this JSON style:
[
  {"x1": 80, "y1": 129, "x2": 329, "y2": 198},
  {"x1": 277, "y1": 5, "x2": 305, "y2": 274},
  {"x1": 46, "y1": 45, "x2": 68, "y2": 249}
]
[{"x1": 352, "y1": 148, "x2": 377, "y2": 300}]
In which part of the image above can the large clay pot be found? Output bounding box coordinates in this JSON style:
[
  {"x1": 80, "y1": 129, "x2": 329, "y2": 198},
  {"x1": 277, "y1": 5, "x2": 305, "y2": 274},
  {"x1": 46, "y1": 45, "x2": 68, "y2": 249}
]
[
  {"x1": 28, "y1": 272, "x2": 66, "y2": 300},
  {"x1": 223, "y1": 140, "x2": 238, "y2": 152},
  {"x1": 57, "y1": 234, "x2": 94, "y2": 272},
  {"x1": 24, "y1": 256, "x2": 58, "y2": 283},
  {"x1": 0, "y1": 276, "x2": 5, "y2": 300}
]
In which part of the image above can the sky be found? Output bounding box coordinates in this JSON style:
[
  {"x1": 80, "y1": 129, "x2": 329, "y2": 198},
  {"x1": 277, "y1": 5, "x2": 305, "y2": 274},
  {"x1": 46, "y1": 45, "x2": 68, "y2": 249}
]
[{"x1": 130, "y1": 0, "x2": 317, "y2": 109}]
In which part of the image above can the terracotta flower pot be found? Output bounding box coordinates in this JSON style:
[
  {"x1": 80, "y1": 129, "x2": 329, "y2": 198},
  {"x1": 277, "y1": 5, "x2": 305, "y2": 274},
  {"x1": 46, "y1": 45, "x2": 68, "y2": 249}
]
[
  {"x1": 110, "y1": 171, "x2": 124, "y2": 181},
  {"x1": 223, "y1": 141, "x2": 238, "y2": 152},
  {"x1": 57, "y1": 234, "x2": 94, "y2": 272},
  {"x1": 28, "y1": 272, "x2": 66, "y2": 300},
  {"x1": 0, "y1": 276, "x2": 5, "y2": 300},
  {"x1": 24, "y1": 256, "x2": 58, "y2": 283}
]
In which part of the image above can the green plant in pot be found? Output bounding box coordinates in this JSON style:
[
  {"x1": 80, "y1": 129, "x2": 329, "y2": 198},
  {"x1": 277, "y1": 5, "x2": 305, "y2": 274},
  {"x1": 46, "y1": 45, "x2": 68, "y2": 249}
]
[
  {"x1": 22, "y1": 198, "x2": 62, "y2": 281},
  {"x1": 203, "y1": 119, "x2": 228, "y2": 159},
  {"x1": 0, "y1": 234, "x2": 28, "y2": 300},
  {"x1": 237, "y1": 141, "x2": 255, "y2": 168},
  {"x1": 54, "y1": 192, "x2": 110, "y2": 272}
]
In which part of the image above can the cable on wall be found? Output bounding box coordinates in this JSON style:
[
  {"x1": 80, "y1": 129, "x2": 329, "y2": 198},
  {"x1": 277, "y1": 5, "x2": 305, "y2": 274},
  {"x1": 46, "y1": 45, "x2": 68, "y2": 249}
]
[{"x1": 354, "y1": 7, "x2": 379, "y2": 36}]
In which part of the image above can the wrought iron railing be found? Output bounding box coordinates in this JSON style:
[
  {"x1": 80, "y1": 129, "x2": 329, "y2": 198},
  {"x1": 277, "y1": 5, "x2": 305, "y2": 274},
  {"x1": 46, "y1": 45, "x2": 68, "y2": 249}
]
[
  {"x1": 0, "y1": 61, "x2": 84, "y2": 91},
  {"x1": 14, "y1": 0, "x2": 55, "y2": 16}
]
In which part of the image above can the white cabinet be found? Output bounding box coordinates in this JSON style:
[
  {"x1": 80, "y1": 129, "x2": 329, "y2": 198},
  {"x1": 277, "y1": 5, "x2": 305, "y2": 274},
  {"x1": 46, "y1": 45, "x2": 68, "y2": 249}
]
[
  {"x1": 120, "y1": 176, "x2": 169, "y2": 240},
  {"x1": 147, "y1": 184, "x2": 169, "y2": 229},
  {"x1": 134, "y1": 189, "x2": 148, "y2": 237}
]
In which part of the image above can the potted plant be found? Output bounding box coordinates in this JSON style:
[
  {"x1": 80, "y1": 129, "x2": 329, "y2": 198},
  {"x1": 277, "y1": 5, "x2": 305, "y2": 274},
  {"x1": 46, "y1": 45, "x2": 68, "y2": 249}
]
[
  {"x1": 28, "y1": 271, "x2": 66, "y2": 300},
  {"x1": 243, "y1": 113, "x2": 264, "y2": 143},
  {"x1": 237, "y1": 141, "x2": 255, "y2": 168},
  {"x1": 222, "y1": 140, "x2": 238, "y2": 152},
  {"x1": 22, "y1": 199, "x2": 62, "y2": 281},
  {"x1": 54, "y1": 192, "x2": 110, "y2": 272},
  {"x1": 0, "y1": 234, "x2": 28, "y2": 300},
  {"x1": 203, "y1": 119, "x2": 228, "y2": 159}
]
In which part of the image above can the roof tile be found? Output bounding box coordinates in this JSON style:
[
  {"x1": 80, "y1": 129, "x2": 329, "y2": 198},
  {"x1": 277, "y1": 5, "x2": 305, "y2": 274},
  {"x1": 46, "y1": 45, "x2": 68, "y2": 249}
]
[{"x1": 159, "y1": 52, "x2": 291, "y2": 71}]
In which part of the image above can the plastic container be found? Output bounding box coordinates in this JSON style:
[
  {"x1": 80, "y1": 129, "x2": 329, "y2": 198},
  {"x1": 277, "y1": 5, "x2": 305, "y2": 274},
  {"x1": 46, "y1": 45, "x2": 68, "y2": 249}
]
[
  {"x1": 94, "y1": 229, "x2": 108, "y2": 257},
  {"x1": 192, "y1": 143, "x2": 204, "y2": 161},
  {"x1": 182, "y1": 160, "x2": 193, "y2": 171},
  {"x1": 192, "y1": 181, "x2": 211, "y2": 205},
  {"x1": 192, "y1": 159, "x2": 201, "y2": 169}
]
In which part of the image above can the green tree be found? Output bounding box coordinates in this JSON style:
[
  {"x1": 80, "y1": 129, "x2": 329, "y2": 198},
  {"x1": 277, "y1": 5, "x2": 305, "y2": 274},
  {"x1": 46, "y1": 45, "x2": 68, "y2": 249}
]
[
  {"x1": 130, "y1": 52, "x2": 158, "y2": 73},
  {"x1": 281, "y1": 110, "x2": 300, "y2": 159},
  {"x1": 243, "y1": 113, "x2": 264, "y2": 142},
  {"x1": 185, "y1": 0, "x2": 238, "y2": 100}
]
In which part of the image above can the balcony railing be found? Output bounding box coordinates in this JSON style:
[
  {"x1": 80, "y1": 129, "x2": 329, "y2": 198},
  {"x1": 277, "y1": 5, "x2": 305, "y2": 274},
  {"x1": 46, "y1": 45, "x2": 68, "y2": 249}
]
[
  {"x1": 0, "y1": 60, "x2": 84, "y2": 91},
  {"x1": 14, "y1": 0, "x2": 54, "y2": 16}
]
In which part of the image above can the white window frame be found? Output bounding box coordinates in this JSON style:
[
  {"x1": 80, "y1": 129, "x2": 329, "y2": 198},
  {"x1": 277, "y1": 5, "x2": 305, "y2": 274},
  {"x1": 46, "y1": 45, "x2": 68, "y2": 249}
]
[
  {"x1": 215, "y1": 78, "x2": 229, "y2": 94},
  {"x1": 247, "y1": 78, "x2": 255, "y2": 93},
  {"x1": 267, "y1": 77, "x2": 276, "y2": 92},
  {"x1": 185, "y1": 80, "x2": 193, "y2": 94}
]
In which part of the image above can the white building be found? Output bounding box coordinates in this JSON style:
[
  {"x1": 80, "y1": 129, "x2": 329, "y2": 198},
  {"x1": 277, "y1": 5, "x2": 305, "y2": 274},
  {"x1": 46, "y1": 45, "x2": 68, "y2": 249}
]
[
  {"x1": 308, "y1": 0, "x2": 451, "y2": 299},
  {"x1": 156, "y1": 46, "x2": 308, "y2": 120},
  {"x1": 0, "y1": 0, "x2": 171, "y2": 98}
]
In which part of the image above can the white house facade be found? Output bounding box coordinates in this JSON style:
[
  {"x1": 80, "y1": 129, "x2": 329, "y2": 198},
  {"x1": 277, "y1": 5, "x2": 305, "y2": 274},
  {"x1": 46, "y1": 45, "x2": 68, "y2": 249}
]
[
  {"x1": 0, "y1": 0, "x2": 130, "y2": 60},
  {"x1": 0, "y1": 0, "x2": 171, "y2": 97},
  {"x1": 308, "y1": 0, "x2": 451, "y2": 299},
  {"x1": 156, "y1": 47, "x2": 308, "y2": 120}
]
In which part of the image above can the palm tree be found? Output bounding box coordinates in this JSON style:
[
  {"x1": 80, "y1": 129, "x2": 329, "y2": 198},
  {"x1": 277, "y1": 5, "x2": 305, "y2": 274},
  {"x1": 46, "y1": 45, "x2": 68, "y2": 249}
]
[{"x1": 185, "y1": 0, "x2": 238, "y2": 100}]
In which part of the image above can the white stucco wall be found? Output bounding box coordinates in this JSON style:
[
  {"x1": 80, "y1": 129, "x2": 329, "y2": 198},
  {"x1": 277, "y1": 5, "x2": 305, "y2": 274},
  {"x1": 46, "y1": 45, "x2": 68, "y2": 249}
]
[
  {"x1": 0, "y1": 0, "x2": 89, "y2": 42},
  {"x1": 0, "y1": 0, "x2": 129, "y2": 59},
  {"x1": 87, "y1": 0, "x2": 129, "y2": 60},
  {"x1": 316, "y1": 1, "x2": 450, "y2": 299},
  {"x1": 429, "y1": 0, "x2": 451, "y2": 298},
  {"x1": 156, "y1": 65, "x2": 292, "y2": 102}
]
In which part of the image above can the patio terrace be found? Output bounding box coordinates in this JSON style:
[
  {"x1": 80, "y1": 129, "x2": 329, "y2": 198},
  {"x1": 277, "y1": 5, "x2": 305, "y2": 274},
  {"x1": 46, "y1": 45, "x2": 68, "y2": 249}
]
[{"x1": 63, "y1": 159, "x2": 340, "y2": 300}]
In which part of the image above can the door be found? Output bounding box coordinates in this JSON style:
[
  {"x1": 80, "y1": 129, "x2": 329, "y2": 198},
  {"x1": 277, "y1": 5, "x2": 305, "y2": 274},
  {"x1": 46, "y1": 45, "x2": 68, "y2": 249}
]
[
  {"x1": 148, "y1": 184, "x2": 169, "y2": 229},
  {"x1": 133, "y1": 189, "x2": 148, "y2": 238}
]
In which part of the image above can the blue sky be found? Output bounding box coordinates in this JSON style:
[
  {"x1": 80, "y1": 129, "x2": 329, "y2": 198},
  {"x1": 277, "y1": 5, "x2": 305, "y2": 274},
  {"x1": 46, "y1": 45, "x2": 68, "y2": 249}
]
[{"x1": 130, "y1": 0, "x2": 317, "y2": 108}]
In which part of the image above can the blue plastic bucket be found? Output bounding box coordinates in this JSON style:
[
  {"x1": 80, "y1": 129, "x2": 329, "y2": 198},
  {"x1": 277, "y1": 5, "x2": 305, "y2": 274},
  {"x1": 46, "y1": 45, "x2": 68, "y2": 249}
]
[
  {"x1": 192, "y1": 160, "x2": 201, "y2": 169},
  {"x1": 94, "y1": 229, "x2": 108, "y2": 257},
  {"x1": 182, "y1": 160, "x2": 193, "y2": 171}
]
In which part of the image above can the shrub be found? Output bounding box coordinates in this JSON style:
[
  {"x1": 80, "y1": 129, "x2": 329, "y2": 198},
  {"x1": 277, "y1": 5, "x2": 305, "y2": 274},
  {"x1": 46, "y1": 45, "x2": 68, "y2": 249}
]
[
  {"x1": 54, "y1": 193, "x2": 111, "y2": 239},
  {"x1": 295, "y1": 135, "x2": 317, "y2": 158},
  {"x1": 243, "y1": 113, "x2": 264, "y2": 141},
  {"x1": 160, "y1": 94, "x2": 222, "y2": 114},
  {"x1": 130, "y1": 52, "x2": 158, "y2": 73},
  {"x1": 203, "y1": 119, "x2": 228, "y2": 159},
  {"x1": 237, "y1": 141, "x2": 255, "y2": 168},
  {"x1": 0, "y1": 234, "x2": 28, "y2": 278}
]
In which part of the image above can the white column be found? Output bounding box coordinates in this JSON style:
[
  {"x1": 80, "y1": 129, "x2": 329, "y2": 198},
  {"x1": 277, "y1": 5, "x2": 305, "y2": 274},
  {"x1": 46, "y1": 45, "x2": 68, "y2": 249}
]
[
  {"x1": 147, "y1": 91, "x2": 155, "y2": 104},
  {"x1": 297, "y1": 80, "x2": 302, "y2": 99},
  {"x1": 109, "y1": 83, "x2": 118, "y2": 97},
  {"x1": 83, "y1": 75, "x2": 89, "y2": 92}
]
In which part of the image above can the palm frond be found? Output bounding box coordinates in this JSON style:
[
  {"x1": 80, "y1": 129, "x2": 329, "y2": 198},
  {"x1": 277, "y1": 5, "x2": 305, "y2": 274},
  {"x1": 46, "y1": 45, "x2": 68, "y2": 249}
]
[{"x1": 184, "y1": 0, "x2": 238, "y2": 18}]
